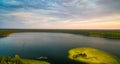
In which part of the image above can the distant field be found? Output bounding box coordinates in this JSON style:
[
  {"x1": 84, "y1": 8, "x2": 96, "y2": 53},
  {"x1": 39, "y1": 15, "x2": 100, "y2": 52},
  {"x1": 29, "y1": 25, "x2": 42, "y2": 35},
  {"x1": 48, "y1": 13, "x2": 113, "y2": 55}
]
[{"x1": 0, "y1": 29, "x2": 120, "y2": 39}]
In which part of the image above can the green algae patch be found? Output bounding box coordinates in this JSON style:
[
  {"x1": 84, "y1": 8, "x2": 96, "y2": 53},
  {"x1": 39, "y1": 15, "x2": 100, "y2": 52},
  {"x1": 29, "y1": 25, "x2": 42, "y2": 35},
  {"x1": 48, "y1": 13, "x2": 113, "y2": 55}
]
[
  {"x1": 22, "y1": 59, "x2": 50, "y2": 64},
  {"x1": 68, "y1": 47, "x2": 120, "y2": 64}
]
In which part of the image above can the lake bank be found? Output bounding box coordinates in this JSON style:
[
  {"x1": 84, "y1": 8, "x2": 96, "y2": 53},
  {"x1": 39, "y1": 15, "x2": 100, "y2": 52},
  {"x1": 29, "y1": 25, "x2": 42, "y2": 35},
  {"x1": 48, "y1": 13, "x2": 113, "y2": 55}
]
[
  {"x1": 0, "y1": 29, "x2": 120, "y2": 39},
  {"x1": 0, "y1": 55, "x2": 50, "y2": 64}
]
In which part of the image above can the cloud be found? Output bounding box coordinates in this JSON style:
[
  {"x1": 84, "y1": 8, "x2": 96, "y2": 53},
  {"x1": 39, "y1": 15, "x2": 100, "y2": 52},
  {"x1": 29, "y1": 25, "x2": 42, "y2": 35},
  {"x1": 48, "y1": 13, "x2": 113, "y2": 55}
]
[
  {"x1": 2, "y1": 10, "x2": 119, "y2": 29},
  {"x1": 1, "y1": 0, "x2": 120, "y2": 17},
  {"x1": 0, "y1": 0, "x2": 120, "y2": 29},
  {"x1": 6, "y1": 11, "x2": 67, "y2": 24}
]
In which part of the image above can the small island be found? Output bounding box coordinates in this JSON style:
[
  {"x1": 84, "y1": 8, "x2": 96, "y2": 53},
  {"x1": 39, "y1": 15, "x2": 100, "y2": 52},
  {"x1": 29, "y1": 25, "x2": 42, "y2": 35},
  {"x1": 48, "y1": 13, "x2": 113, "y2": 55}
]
[
  {"x1": 0, "y1": 55, "x2": 50, "y2": 64},
  {"x1": 68, "y1": 47, "x2": 120, "y2": 64}
]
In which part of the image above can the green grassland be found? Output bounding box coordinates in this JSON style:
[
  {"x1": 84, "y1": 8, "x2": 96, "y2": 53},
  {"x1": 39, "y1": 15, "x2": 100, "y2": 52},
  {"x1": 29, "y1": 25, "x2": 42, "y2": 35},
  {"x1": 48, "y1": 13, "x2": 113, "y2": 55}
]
[
  {"x1": 0, "y1": 55, "x2": 50, "y2": 64},
  {"x1": 0, "y1": 29, "x2": 120, "y2": 39}
]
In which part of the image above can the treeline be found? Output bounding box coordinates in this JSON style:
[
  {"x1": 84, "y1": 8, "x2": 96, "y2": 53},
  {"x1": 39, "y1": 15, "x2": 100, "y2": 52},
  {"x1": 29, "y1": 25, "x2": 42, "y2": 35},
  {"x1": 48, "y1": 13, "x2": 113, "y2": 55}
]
[
  {"x1": 48, "y1": 30, "x2": 120, "y2": 39},
  {"x1": 0, "y1": 55, "x2": 24, "y2": 64},
  {"x1": 0, "y1": 29, "x2": 120, "y2": 39},
  {"x1": 70, "y1": 31, "x2": 120, "y2": 39}
]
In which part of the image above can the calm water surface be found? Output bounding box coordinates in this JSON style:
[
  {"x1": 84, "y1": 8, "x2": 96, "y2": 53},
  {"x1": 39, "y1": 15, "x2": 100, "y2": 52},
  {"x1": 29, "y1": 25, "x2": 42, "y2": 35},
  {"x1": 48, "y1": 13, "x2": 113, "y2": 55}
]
[{"x1": 0, "y1": 32, "x2": 120, "y2": 64}]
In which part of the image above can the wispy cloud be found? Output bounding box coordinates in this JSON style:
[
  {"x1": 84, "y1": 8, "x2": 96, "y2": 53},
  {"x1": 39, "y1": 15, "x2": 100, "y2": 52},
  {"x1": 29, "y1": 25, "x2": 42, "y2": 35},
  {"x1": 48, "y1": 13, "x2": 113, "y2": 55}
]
[{"x1": 0, "y1": 0, "x2": 120, "y2": 29}]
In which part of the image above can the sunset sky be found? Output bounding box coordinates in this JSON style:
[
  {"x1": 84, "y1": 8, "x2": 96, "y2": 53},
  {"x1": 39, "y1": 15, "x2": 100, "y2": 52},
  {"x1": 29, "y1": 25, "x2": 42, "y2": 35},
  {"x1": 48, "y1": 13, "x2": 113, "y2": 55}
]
[{"x1": 0, "y1": 0, "x2": 120, "y2": 29}]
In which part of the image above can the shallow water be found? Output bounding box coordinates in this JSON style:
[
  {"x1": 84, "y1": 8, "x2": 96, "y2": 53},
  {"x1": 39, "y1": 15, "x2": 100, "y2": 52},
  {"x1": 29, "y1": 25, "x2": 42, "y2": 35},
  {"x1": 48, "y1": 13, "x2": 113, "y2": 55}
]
[{"x1": 0, "y1": 32, "x2": 120, "y2": 64}]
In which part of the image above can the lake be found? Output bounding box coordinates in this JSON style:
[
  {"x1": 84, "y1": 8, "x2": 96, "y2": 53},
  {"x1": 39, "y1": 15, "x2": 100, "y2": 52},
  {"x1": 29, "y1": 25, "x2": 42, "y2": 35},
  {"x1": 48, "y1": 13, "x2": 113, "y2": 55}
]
[{"x1": 0, "y1": 32, "x2": 120, "y2": 64}]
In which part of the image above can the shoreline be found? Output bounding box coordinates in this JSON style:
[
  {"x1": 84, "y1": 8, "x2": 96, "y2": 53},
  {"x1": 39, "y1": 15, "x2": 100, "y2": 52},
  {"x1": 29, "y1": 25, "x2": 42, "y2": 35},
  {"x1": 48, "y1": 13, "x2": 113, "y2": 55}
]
[{"x1": 0, "y1": 29, "x2": 120, "y2": 39}]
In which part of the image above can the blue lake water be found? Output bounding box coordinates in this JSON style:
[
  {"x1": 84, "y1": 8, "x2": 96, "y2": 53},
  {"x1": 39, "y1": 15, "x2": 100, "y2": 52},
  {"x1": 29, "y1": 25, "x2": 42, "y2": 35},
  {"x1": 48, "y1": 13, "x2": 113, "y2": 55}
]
[{"x1": 0, "y1": 32, "x2": 120, "y2": 64}]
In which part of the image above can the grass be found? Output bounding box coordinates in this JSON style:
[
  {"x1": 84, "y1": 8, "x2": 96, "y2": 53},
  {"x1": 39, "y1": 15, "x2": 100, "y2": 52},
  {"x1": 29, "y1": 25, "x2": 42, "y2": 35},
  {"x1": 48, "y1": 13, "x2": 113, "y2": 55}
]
[
  {"x1": 68, "y1": 47, "x2": 120, "y2": 64},
  {"x1": 0, "y1": 55, "x2": 50, "y2": 64},
  {"x1": 0, "y1": 29, "x2": 120, "y2": 39}
]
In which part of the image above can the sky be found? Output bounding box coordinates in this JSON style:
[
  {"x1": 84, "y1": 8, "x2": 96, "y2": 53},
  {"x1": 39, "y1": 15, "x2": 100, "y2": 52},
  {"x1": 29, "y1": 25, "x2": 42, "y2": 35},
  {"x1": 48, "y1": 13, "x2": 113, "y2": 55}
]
[{"x1": 0, "y1": 0, "x2": 120, "y2": 29}]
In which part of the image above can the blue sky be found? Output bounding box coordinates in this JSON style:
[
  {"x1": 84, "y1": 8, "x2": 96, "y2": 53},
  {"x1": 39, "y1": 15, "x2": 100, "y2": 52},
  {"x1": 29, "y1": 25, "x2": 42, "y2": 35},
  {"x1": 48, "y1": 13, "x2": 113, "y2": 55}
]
[{"x1": 0, "y1": 0, "x2": 120, "y2": 29}]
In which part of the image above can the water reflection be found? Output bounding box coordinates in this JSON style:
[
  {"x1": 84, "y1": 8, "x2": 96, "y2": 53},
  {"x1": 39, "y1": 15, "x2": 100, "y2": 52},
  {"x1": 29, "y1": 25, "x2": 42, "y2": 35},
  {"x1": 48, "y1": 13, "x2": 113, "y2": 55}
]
[{"x1": 0, "y1": 32, "x2": 120, "y2": 64}]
